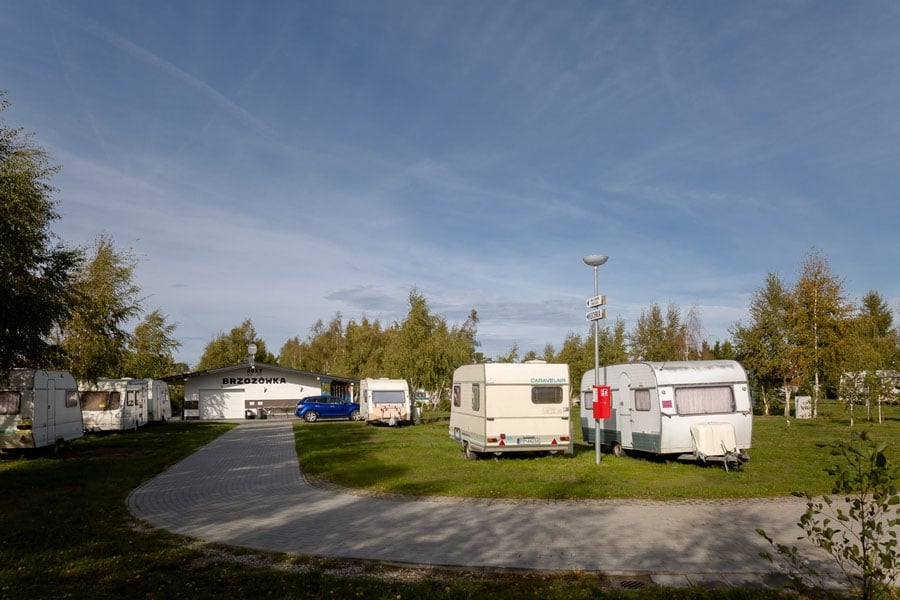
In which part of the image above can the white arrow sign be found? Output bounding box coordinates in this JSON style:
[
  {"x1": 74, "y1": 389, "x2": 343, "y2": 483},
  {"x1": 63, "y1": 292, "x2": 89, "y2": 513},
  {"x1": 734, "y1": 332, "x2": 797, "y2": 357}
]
[
  {"x1": 585, "y1": 294, "x2": 606, "y2": 309},
  {"x1": 586, "y1": 308, "x2": 607, "y2": 321}
]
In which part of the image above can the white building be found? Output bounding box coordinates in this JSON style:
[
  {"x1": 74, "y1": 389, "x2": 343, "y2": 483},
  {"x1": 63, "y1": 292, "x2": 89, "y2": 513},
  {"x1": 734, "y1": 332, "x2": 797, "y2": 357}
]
[{"x1": 165, "y1": 363, "x2": 357, "y2": 420}]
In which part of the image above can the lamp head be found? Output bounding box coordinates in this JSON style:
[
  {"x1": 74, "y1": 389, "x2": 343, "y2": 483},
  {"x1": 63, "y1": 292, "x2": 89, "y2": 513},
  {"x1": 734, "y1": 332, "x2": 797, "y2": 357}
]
[{"x1": 582, "y1": 254, "x2": 608, "y2": 267}]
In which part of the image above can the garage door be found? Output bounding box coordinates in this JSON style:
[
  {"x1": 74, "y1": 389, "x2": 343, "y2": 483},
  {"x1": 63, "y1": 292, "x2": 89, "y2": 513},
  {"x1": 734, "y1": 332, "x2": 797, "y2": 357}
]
[{"x1": 200, "y1": 389, "x2": 245, "y2": 419}]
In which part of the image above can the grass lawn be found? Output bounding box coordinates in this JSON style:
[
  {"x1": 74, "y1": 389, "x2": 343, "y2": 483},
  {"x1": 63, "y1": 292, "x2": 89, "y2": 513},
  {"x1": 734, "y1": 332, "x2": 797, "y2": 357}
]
[
  {"x1": 1, "y1": 402, "x2": 894, "y2": 599},
  {"x1": 295, "y1": 400, "x2": 900, "y2": 500}
]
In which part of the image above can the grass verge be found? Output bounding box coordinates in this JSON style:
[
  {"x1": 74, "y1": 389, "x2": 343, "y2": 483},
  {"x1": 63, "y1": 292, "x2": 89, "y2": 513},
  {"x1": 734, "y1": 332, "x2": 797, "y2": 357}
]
[{"x1": 295, "y1": 401, "x2": 900, "y2": 500}]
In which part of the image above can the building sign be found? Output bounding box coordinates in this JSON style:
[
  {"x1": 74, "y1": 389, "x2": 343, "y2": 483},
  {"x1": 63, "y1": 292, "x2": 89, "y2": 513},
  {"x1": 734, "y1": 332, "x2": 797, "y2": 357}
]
[{"x1": 222, "y1": 377, "x2": 288, "y2": 385}]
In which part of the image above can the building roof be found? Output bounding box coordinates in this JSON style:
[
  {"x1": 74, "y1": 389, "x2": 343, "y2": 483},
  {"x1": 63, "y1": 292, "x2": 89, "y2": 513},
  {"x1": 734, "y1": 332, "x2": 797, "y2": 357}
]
[{"x1": 162, "y1": 362, "x2": 358, "y2": 385}]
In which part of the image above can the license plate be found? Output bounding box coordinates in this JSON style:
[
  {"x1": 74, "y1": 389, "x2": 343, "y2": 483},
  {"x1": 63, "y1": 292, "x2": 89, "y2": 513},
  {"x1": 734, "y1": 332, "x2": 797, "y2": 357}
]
[{"x1": 519, "y1": 436, "x2": 540, "y2": 444}]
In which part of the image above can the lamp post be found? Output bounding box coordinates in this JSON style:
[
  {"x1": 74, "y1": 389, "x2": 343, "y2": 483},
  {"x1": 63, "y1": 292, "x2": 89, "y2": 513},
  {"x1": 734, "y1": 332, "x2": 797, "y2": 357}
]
[
  {"x1": 247, "y1": 343, "x2": 257, "y2": 368},
  {"x1": 583, "y1": 254, "x2": 608, "y2": 464}
]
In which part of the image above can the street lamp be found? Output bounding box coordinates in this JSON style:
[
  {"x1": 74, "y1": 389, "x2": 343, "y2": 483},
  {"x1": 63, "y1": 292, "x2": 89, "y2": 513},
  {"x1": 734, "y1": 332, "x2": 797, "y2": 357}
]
[
  {"x1": 583, "y1": 254, "x2": 608, "y2": 464},
  {"x1": 247, "y1": 343, "x2": 257, "y2": 368}
]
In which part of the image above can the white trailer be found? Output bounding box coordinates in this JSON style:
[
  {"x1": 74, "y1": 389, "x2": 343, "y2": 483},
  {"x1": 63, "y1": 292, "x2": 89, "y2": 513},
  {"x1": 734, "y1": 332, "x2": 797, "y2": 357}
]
[
  {"x1": 140, "y1": 379, "x2": 172, "y2": 423},
  {"x1": 359, "y1": 377, "x2": 411, "y2": 426},
  {"x1": 450, "y1": 362, "x2": 573, "y2": 458},
  {"x1": 580, "y1": 360, "x2": 752, "y2": 468},
  {"x1": 79, "y1": 378, "x2": 149, "y2": 432},
  {"x1": 0, "y1": 369, "x2": 84, "y2": 451}
]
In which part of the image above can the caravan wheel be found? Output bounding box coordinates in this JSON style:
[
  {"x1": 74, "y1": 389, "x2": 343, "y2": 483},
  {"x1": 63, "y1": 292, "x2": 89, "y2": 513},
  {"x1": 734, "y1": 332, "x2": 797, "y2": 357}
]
[
  {"x1": 464, "y1": 442, "x2": 478, "y2": 460},
  {"x1": 611, "y1": 442, "x2": 624, "y2": 457}
]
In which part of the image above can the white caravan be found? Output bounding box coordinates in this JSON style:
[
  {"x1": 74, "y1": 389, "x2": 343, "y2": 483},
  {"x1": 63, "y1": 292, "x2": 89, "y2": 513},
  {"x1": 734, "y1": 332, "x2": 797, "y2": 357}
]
[
  {"x1": 450, "y1": 362, "x2": 573, "y2": 458},
  {"x1": 359, "y1": 378, "x2": 411, "y2": 426},
  {"x1": 80, "y1": 378, "x2": 149, "y2": 432},
  {"x1": 140, "y1": 379, "x2": 172, "y2": 423},
  {"x1": 0, "y1": 369, "x2": 84, "y2": 451},
  {"x1": 580, "y1": 360, "x2": 752, "y2": 469}
]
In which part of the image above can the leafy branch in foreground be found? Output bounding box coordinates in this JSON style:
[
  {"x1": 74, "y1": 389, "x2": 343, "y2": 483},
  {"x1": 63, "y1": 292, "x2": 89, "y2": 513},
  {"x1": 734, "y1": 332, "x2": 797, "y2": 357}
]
[{"x1": 758, "y1": 431, "x2": 900, "y2": 599}]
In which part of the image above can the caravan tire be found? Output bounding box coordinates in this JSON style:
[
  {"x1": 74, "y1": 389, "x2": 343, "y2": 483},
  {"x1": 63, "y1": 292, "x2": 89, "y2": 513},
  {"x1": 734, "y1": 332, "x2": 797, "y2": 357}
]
[
  {"x1": 464, "y1": 442, "x2": 478, "y2": 460},
  {"x1": 611, "y1": 442, "x2": 624, "y2": 457}
]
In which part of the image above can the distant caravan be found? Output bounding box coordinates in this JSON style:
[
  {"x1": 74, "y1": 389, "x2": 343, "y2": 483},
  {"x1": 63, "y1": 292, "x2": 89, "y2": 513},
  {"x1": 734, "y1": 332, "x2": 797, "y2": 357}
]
[
  {"x1": 359, "y1": 378, "x2": 412, "y2": 426},
  {"x1": 450, "y1": 361, "x2": 573, "y2": 459},
  {"x1": 580, "y1": 360, "x2": 752, "y2": 470},
  {"x1": 80, "y1": 378, "x2": 151, "y2": 432},
  {"x1": 1, "y1": 369, "x2": 84, "y2": 451}
]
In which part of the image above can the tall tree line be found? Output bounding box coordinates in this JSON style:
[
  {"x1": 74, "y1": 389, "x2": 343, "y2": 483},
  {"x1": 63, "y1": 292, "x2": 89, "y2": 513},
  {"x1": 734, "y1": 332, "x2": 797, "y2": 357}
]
[
  {"x1": 731, "y1": 250, "x2": 899, "y2": 417},
  {"x1": 1, "y1": 93, "x2": 180, "y2": 382},
  {"x1": 274, "y1": 290, "x2": 479, "y2": 404}
]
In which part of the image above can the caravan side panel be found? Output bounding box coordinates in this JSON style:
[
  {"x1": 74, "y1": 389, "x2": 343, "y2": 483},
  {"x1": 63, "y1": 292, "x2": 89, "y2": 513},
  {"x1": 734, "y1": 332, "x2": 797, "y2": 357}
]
[{"x1": 81, "y1": 379, "x2": 150, "y2": 432}]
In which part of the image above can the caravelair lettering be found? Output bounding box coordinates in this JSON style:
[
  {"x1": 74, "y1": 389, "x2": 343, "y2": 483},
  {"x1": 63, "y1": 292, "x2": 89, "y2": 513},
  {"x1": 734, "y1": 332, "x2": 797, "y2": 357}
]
[
  {"x1": 222, "y1": 377, "x2": 287, "y2": 385},
  {"x1": 530, "y1": 377, "x2": 567, "y2": 384}
]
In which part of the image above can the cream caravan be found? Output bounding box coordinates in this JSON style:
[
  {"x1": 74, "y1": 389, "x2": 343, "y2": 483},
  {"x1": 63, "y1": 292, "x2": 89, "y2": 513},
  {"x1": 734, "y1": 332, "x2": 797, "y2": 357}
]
[
  {"x1": 80, "y1": 378, "x2": 149, "y2": 432},
  {"x1": 1, "y1": 369, "x2": 84, "y2": 451},
  {"x1": 580, "y1": 360, "x2": 752, "y2": 469},
  {"x1": 359, "y1": 378, "x2": 411, "y2": 426},
  {"x1": 450, "y1": 362, "x2": 572, "y2": 458}
]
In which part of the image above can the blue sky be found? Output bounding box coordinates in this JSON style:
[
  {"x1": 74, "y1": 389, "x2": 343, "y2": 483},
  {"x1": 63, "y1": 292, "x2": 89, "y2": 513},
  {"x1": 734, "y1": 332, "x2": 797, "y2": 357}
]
[{"x1": 3, "y1": 1, "x2": 899, "y2": 367}]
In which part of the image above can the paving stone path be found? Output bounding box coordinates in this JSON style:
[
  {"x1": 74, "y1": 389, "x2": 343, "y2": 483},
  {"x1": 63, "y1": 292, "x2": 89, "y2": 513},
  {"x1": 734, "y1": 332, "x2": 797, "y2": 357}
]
[{"x1": 127, "y1": 421, "x2": 843, "y2": 588}]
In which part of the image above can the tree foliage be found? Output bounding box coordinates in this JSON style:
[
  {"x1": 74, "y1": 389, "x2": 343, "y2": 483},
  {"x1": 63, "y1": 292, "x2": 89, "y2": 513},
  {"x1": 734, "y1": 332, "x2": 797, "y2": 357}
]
[
  {"x1": 758, "y1": 431, "x2": 899, "y2": 599},
  {"x1": 0, "y1": 92, "x2": 82, "y2": 375},
  {"x1": 732, "y1": 273, "x2": 796, "y2": 416},
  {"x1": 123, "y1": 309, "x2": 180, "y2": 379},
  {"x1": 790, "y1": 249, "x2": 853, "y2": 416},
  {"x1": 196, "y1": 319, "x2": 274, "y2": 370},
  {"x1": 54, "y1": 235, "x2": 143, "y2": 382},
  {"x1": 278, "y1": 290, "x2": 478, "y2": 404}
]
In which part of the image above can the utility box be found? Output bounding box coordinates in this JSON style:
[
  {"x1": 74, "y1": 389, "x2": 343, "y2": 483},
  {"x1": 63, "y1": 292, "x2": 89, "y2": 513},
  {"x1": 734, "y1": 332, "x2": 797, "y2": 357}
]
[
  {"x1": 795, "y1": 396, "x2": 812, "y2": 419},
  {"x1": 592, "y1": 385, "x2": 611, "y2": 419}
]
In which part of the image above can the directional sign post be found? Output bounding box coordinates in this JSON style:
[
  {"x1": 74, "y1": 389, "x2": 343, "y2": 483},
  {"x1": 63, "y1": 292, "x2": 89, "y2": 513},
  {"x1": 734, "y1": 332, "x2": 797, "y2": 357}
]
[
  {"x1": 585, "y1": 294, "x2": 606, "y2": 309},
  {"x1": 586, "y1": 308, "x2": 607, "y2": 321},
  {"x1": 582, "y1": 254, "x2": 609, "y2": 464}
]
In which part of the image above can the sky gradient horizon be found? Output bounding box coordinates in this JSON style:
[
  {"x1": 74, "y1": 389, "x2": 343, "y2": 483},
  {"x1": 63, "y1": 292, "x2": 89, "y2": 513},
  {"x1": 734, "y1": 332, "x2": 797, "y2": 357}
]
[{"x1": 3, "y1": 1, "x2": 899, "y2": 368}]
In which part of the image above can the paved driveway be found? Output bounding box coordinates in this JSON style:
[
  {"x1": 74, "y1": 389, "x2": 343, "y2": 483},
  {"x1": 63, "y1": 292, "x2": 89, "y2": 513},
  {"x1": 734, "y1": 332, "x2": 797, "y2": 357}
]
[{"x1": 127, "y1": 421, "x2": 842, "y2": 588}]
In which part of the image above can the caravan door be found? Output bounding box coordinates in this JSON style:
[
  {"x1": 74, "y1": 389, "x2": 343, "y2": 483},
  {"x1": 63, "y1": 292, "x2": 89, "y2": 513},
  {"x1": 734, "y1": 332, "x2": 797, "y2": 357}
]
[{"x1": 617, "y1": 372, "x2": 633, "y2": 449}]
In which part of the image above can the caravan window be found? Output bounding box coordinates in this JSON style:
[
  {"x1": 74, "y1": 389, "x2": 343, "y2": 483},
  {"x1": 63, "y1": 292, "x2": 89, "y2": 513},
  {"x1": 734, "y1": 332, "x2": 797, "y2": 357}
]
[
  {"x1": 582, "y1": 391, "x2": 593, "y2": 409},
  {"x1": 372, "y1": 390, "x2": 405, "y2": 404},
  {"x1": 452, "y1": 385, "x2": 461, "y2": 408},
  {"x1": 80, "y1": 391, "x2": 121, "y2": 411},
  {"x1": 532, "y1": 386, "x2": 563, "y2": 404},
  {"x1": 0, "y1": 391, "x2": 21, "y2": 415},
  {"x1": 472, "y1": 384, "x2": 480, "y2": 411},
  {"x1": 65, "y1": 390, "x2": 78, "y2": 408},
  {"x1": 126, "y1": 391, "x2": 136, "y2": 406},
  {"x1": 674, "y1": 386, "x2": 735, "y2": 415},
  {"x1": 634, "y1": 389, "x2": 651, "y2": 411}
]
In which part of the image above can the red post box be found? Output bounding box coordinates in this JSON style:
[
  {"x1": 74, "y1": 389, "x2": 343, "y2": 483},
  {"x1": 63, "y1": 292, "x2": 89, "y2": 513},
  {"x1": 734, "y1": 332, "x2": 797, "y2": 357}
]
[{"x1": 592, "y1": 385, "x2": 611, "y2": 419}]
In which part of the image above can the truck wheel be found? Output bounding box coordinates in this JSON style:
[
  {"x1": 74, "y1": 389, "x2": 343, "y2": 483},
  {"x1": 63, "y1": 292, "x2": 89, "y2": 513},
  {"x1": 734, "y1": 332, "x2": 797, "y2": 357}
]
[{"x1": 304, "y1": 411, "x2": 319, "y2": 423}]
